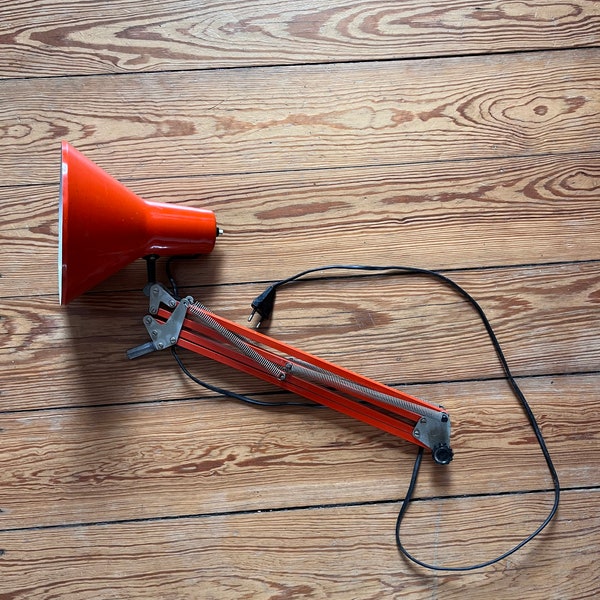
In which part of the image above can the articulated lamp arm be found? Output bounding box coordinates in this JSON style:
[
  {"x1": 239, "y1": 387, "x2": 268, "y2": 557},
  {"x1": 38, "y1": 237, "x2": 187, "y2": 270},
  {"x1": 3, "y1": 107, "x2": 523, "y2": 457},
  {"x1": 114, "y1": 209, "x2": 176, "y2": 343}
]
[{"x1": 128, "y1": 284, "x2": 453, "y2": 465}]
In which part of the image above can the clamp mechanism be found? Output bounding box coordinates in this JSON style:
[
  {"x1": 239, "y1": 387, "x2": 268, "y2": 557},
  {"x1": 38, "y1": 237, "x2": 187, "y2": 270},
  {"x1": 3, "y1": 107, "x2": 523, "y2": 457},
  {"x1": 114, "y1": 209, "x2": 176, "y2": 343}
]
[
  {"x1": 126, "y1": 285, "x2": 192, "y2": 359},
  {"x1": 128, "y1": 284, "x2": 453, "y2": 464}
]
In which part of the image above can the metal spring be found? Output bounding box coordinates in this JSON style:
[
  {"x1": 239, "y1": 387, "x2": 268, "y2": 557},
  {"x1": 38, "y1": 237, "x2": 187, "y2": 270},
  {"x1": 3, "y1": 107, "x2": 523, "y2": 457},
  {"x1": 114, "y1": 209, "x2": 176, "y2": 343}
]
[
  {"x1": 286, "y1": 358, "x2": 441, "y2": 420},
  {"x1": 187, "y1": 302, "x2": 286, "y2": 380}
]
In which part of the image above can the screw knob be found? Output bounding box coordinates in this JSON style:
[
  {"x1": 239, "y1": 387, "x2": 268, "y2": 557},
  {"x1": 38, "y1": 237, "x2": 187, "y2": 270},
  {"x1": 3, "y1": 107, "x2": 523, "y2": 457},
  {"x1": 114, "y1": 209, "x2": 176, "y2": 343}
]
[{"x1": 432, "y1": 444, "x2": 454, "y2": 465}]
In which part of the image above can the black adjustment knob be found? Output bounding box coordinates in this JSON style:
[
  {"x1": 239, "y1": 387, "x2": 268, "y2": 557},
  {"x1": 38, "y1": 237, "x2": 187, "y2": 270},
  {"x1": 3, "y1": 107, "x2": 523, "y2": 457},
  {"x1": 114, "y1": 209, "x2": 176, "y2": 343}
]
[{"x1": 432, "y1": 443, "x2": 454, "y2": 465}]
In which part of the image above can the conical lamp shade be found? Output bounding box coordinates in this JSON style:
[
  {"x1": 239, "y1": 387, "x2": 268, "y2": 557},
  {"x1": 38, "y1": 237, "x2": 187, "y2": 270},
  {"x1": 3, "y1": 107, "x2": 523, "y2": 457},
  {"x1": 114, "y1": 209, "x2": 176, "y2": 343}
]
[{"x1": 59, "y1": 142, "x2": 218, "y2": 304}]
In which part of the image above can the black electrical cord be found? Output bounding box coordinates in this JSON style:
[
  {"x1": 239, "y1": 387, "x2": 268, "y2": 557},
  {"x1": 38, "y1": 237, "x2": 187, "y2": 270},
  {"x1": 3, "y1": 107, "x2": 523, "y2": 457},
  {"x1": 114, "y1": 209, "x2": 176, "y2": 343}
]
[
  {"x1": 169, "y1": 262, "x2": 560, "y2": 571},
  {"x1": 246, "y1": 264, "x2": 560, "y2": 571},
  {"x1": 166, "y1": 254, "x2": 203, "y2": 300},
  {"x1": 171, "y1": 346, "x2": 317, "y2": 408}
]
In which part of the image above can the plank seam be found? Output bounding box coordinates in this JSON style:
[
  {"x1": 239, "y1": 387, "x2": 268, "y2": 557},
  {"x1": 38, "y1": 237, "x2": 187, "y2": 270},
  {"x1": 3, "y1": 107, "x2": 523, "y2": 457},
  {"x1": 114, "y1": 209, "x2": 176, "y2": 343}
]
[
  {"x1": 0, "y1": 45, "x2": 597, "y2": 84},
  {"x1": 0, "y1": 369, "x2": 597, "y2": 417},
  {"x1": 2, "y1": 148, "x2": 599, "y2": 192},
  {"x1": 0, "y1": 486, "x2": 597, "y2": 536},
  {"x1": 4, "y1": 258, "x2": 600, "y2": 302}
]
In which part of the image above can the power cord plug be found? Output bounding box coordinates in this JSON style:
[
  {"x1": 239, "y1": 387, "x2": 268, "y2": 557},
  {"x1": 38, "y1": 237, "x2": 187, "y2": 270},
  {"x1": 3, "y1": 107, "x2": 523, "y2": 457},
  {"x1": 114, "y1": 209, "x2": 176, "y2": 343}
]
[{"x1": 247, "y1": 284, "x2": 277, "y2": 327}]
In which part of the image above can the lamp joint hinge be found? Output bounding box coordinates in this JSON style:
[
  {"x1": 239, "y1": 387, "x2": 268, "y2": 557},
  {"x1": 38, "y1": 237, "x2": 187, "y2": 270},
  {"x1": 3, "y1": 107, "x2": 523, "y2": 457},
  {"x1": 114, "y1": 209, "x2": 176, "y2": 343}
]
[{"x1": 126, "y1": 284, "x2": 192, "y2": 359}]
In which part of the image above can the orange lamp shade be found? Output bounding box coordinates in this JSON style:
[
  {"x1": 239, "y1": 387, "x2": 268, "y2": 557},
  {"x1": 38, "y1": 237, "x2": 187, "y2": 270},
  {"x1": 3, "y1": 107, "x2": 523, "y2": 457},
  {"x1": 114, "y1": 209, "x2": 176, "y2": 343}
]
[{"x1": 59, "y1": 142, "x2": 218, "y2": 304}]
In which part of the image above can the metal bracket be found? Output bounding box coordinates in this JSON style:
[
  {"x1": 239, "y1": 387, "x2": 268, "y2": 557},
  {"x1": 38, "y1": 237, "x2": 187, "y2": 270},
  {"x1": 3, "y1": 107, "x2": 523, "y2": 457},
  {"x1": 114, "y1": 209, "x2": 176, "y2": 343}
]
[
  {"x1": 147, "y1": 283, "x2": 179, "y2": 314},
  {"x1": 127, "y1": 284, "x2": 193, "y2": 359},
  {"x1": 413, "y1": 413, "x2": 453, "y2": 465}
]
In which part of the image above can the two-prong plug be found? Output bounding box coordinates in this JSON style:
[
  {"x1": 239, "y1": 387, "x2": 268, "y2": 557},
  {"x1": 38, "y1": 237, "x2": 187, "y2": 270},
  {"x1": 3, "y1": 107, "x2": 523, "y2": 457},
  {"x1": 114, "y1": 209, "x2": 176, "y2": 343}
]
[{"x1": 247, "y1": 285, "x2": 277, "y2": 328}]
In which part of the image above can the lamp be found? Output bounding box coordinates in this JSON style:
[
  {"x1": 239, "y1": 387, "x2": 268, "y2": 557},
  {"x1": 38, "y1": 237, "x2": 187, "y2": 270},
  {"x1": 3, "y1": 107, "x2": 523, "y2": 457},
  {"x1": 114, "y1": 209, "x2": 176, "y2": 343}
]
[{"x1": 58, "y1": 142, "x2": 453, "y2": 464}]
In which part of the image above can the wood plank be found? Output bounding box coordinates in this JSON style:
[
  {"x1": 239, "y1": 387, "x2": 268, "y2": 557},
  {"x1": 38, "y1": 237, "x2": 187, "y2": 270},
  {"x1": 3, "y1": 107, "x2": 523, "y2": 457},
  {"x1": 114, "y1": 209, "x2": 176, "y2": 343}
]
[
  {"x1": 0, "y1": 490, "x2": 596, "y2": 599},
  {"x1": 2, "y1": 152, "x2": 600, "y2": 297},
  {"x1": 1, "y1": 1, "x2": 598, "y2": 78},
  {"x1": 1, "y1": 49, "x2": 598, "y2": 186},
  {"x1": 2, "y1": 261, "x2": 599, "y2": 411},
  {"x1": 0, "y1": 372, "x2": 595, "y2": 530}
]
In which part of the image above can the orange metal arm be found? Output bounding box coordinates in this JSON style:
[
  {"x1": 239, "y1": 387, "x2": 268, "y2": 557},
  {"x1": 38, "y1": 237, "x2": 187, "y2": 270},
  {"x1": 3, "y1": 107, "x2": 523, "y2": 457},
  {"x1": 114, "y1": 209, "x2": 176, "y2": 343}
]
[{"x1": 128, "y1": 284, "x2": 453, "y2": 464}]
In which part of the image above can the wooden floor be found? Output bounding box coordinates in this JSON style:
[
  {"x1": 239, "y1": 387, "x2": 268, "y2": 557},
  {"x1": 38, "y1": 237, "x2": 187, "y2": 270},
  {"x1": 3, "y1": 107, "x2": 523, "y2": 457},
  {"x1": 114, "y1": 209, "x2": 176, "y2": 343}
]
[{"x1": 1, "y1": 1, "x2": 599, "y2": 598}]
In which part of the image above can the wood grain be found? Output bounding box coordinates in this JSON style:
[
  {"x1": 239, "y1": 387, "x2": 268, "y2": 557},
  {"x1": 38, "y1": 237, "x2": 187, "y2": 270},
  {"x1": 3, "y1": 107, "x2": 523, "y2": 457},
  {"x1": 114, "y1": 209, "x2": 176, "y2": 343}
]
[
  {"x1": 0, "y1": 373, "x2": 595, "y2": 530},
  {"x1": 1, "y1": 49, "x2": 599, "y2": 186},
  {"x1": 2, "y1": 152, "x2": 599, "y2": 297},
  {"x1": 1, "y1": 1, "x2": 598, "y2": 78},
  {"x1": 0, "y1": 490, "x2": 596, "y2": 599},
  {"x1": 1, "y1": 2, "x2": 599, "y2": 596},
  {"x1": 2, "y1": 262, "x2": 598, "y2": 411}
]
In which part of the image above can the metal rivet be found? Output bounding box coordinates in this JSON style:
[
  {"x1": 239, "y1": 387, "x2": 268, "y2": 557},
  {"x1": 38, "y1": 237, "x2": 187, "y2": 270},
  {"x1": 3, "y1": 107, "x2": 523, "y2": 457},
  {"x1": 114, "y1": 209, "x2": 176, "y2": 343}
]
[{"x1": 414, "y1": 429, "x2": 420, "y2": 437}]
